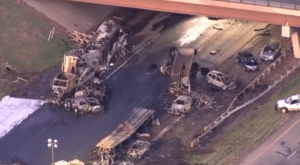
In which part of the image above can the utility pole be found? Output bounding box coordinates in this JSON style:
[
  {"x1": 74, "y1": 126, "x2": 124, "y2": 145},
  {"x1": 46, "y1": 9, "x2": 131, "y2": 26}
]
[{"x1": 47, "y1": 138, "x2": 58, "y2": 165}]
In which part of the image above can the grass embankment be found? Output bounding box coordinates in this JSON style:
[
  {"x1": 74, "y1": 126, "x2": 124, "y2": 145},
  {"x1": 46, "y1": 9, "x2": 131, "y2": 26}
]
[
  {"x1": 0, "y1": 0, "x2": 71, "y2": 98},
  {"x1": 183, "y1": 73, "x2": 300, "y2": 165}
]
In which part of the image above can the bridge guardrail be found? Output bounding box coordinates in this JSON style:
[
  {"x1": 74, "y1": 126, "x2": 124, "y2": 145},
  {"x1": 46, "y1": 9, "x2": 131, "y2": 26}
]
[{"x1": 215, "y1": 0, "x2": 300, "y2": 10}]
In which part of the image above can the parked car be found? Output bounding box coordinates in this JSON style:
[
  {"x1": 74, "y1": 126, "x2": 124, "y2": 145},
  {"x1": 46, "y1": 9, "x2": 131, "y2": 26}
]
[
  {"x1": 260, "y1": 39, "x2": 281, "y2": 61},
  {"x1": 168, "y1": 95, "x2": 193, "y2": 115},
  {"x1": 206, "y1": 70, "x2": 236, "y2": 90},
  {"x1": 64, "y1": 97, "x2": 104, "y2": 114},
  {"x1": 237, "y1": 50, "x2": 259, "y2": 71},
  {"x1": 275, "y1": 94, "x2": 300, "y2": 113}
]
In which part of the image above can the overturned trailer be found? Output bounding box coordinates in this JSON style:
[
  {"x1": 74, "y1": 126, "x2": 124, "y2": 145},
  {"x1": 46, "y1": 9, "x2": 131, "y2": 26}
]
[{"x1": 93, "y1": 108, "x2": 155, "y2": 165}]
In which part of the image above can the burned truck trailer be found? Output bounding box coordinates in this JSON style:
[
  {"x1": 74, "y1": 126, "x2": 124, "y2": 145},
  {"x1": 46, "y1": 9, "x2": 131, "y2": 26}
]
[
  {"x1": 93, "y1": 108, "x2": 155, "y2": 165},
  {"x1": 169, "y1": 47, "x2": 197, "y2": 96}
]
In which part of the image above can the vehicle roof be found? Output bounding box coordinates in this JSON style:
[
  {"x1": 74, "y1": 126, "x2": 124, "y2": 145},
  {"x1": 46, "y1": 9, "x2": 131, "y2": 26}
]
[
  {"x1": 289, "y1": 94, "x2": 300, "y2": 100},
  {"x1": 266, "y1": 39, "x2": 280, "y2": 47},
  {"x1": 239, "y1": 50, "x2": 253, "y2": 57},
  {"x1": 208, "y1": 70, "x2": 227, "y2": 76},
  {"x1": 176, "y1": 47, "x2": 196, "y2": 56},
  {"x1": 176, "y1": 95, "x2": 192, "y2": 100}
]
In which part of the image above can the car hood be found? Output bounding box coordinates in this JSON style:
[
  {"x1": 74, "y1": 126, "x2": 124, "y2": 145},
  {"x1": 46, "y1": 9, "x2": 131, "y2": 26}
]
[
  {"x1": 245, "y1": 61, "x2": 258, "y2": 66},
  {"x1": 276, "y1": 99, "x2": 286, "y2": 107},
  {"x1": 261, "y1": 51, "x2": 275, "y2": 56},
  {"x1": 171, "y1": 104, "x2": 184, "y2": 110}
]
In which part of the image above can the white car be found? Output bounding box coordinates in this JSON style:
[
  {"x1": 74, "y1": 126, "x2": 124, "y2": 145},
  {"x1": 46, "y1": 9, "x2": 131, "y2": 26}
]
[
  {"x1": 206, "y1": 70, "x2": 236, "y2": 90},
  {"x1": 275, "y1": 94, "x2": 300, "y2": 113},
  {"x1": 168, "y1": 95, "x2": 193, "y2": 115}
]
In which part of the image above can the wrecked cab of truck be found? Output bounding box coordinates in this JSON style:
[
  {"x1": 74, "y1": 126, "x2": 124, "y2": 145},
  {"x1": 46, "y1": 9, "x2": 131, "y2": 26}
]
[{"x1": 168, "y1": 95, "x2": 193, "y2": 115}]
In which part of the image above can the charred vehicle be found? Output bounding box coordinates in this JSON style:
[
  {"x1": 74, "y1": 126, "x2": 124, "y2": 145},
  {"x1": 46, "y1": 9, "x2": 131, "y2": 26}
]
[
  {"x1": 168, "y1": 95, "x2": 193, "y2": 115},
  {"x1": 47, "y1": 19, "x2": 127, "y2": 112},
  {"x1": 64, "y1": 97, "x2": 104, "y2": 114},
  {"x1": 93, "y1": 108, "x2": 154, "y2": 165},
  {"x1": 168, "y1": 47, "x2": 197, "y2": 96},
  {"x1": 206, "y1": 70, "x2": 236, "y2": 91},
  {"x1": 127, "y1": 140, "x2": 151, "y2": 159}
]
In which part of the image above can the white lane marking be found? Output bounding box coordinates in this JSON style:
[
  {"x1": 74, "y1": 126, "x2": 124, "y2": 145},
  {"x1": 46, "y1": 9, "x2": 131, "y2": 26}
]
[{"x1": 288, "y1": 151, "x2": 297, "y2": 159}]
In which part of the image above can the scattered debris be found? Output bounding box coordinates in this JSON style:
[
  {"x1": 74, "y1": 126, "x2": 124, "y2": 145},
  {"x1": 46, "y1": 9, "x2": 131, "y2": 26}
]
[
  {"x1": 191, "y1": 91, "x2": 215, "y2": 108},
  {"x1": 137, "y1": 133, "x2": 151, "y2": 138},
  {"x1": 1, "y1": 62, "x2": 15, "y2": 72},
  {"x1": 212, "y1": 24, "x2": 223, "y2": 30},
  {"x1": 255, "y1": 29, "x2": 271, "y2": 36},
  {"x1": 11, "y1": 77, "x2": 28, "y2": 83},
  {"x1": 48, "y1": 27, "x2": 55, "y2": 41},
  {"x1": 67, "y1": 29, "x2": 93, "y2": 47},
  {"x1": 152, "y1": 119, "x2": 160, "y2": 126}
]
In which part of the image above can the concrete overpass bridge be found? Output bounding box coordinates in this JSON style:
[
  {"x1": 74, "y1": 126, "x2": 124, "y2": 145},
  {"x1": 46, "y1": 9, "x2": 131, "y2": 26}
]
[{"x1": 71, "y1": 0, "x2": 300, "y2": 57}]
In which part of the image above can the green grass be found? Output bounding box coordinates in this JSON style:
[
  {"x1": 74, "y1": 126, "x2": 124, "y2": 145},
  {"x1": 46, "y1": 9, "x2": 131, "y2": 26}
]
[
  {"x1": 0, "y1": 0, "x2": 72, "y2": 98},
  {"x1": 183, "y1": 73, "x2": 300, "y2": 165}
]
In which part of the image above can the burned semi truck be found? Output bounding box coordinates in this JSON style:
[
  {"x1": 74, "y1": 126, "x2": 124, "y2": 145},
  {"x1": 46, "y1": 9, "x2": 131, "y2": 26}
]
[
  {"x1": 47, "y1": 19, "x2": 127, "y2": 113},
  {"x1": 83, "y1": 19, "x2": 127, "y2": 72},
  {"x1": 93, "y1": 108, "x2": 155, "y2": 165}
]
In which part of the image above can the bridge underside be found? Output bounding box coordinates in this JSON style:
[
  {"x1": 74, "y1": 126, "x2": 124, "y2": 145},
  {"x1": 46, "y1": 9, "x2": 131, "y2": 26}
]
[{"x1": 72, "y1": 0, "x2": 300, "y2": 57}]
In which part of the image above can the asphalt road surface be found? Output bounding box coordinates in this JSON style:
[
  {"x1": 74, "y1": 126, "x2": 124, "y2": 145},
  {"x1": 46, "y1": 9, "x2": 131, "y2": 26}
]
[{"x1": 241, "y1": 113, "x2": 300, "y2": 165}]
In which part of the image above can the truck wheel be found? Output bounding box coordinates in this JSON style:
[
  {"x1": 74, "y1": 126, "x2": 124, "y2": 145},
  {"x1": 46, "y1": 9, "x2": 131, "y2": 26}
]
[
  {"x1": 280, "y1": 108, "x2": 288, "y2": 113},
  {"x1": 64, "y1": 102, "x2": 71, "y2": 111}
]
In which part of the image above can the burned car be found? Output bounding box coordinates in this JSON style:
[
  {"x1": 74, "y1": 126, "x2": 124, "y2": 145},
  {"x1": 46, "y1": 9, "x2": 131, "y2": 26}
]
[
  {"x1": 168, "y1": 95, "x2": 193, "y2": 115},
  {"x1": 275, "y1": 94, "x2": 300, "y2": 113},
  {"x1": 127, "y1": 140, "x2": 151, "y2": 159},
  {"x1": 206, "y1": 70, "x2": 236, "y2": 90},
  {"x1": 64, "y1": 97, "x2": 104, "y2": 114}
]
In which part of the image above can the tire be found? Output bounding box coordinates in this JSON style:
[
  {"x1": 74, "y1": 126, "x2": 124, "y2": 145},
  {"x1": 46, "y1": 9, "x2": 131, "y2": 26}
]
[
  {"x1": 280, "y1": 108, "x2": 288, "y2": 113},
  {"x1": 243, "y1": 66, "x2": 247, "y2": 72},
  {"x1": 222, "y1": 86, "x2": 227, "y2": 90},
  {"x1": 64, "y1": 102, "x2": 71, "y2": 111}
]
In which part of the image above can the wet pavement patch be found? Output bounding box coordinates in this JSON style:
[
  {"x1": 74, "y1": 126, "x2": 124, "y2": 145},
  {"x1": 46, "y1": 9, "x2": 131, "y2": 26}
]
[{"x1": 199, "y1": 67, "x2": 209, "y2": 76}]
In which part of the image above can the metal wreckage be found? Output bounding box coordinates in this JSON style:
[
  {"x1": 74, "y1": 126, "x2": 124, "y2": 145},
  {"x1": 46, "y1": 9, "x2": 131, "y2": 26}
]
[
  {"x1": 47, "y1": 20, "x2": 127, "y2": 115},
  {"x1": 160, "y1": 47, "x2": 215, "y2": 115},
  {"x1": 91, "y1": 107, "x2": 154, "y2": 165}
]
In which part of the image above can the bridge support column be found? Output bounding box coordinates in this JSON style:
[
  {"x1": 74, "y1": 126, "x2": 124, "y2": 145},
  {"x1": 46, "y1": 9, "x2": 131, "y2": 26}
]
[
  {"x1": 291, "y1": 28, "x2": 300, "y2": 58},
  {"x1": 282, "y1": 26, "x2": 300, "y2": 58}
]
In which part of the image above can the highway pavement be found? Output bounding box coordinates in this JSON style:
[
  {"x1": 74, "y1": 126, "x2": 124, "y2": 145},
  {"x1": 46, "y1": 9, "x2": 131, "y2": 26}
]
[{"x1": 241, "y1": 113, "x2": 300, "y2": 165}]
